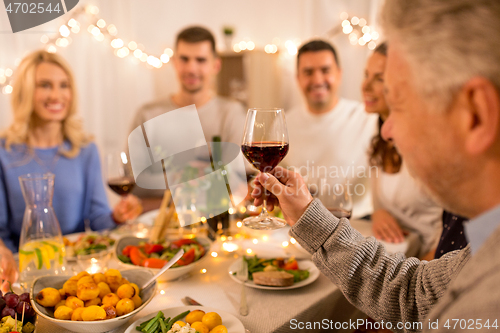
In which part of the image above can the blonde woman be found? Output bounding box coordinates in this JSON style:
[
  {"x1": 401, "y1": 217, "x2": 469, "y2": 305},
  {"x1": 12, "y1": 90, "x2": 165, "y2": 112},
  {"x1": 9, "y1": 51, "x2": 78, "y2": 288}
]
[{"x1": 0, "y1": 50, "x2": 141, "y2": 252}]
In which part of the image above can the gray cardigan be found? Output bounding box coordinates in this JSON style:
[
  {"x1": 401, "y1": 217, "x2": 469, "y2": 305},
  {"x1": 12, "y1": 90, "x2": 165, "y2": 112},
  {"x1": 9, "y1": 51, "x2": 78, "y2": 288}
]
[{"x1": 290, "y1": 199, "x2": 500, "y2": 333}]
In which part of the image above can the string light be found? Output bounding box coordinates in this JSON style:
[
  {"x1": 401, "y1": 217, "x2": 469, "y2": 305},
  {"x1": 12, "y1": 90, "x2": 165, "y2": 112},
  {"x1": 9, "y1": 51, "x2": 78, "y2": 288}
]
[
  {"x1": 5, "y1": 69, "x2": 13, "y2": 77},
  {"x1": 252, "y1": 239, "x2": 258, "y2": 244},
  {"x1": 159, "y1": 290, "x2": 165, "y2": 295},
  {"x1": 200, "y1": 268, "x2": 207, "y2": 274},
  {"x1": 290, "y1": 238, "x2": 297, "y2": 245},
  {"x1": 0, "y1": 6, "x2": 379, "y2": 94},
  {"x1": 236, "y1": 221, "x2": 242, "y2": 228},
  {"x1": 282, "y1": 241, "x2": 289, "y2": 248},
  {"x1": 246, "y1": 249, "x2": 253, "y2": 254},
  {"x1": 211, "y1": 252, "x2": 218, "y2": 258}
]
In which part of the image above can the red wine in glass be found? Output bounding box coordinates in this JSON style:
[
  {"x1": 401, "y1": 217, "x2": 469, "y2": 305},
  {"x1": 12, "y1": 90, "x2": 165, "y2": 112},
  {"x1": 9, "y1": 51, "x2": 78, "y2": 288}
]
[
  {"x1": 241, "y1": 108, "x2": 289, "y2": 230},
  {"x1": 327, "y1": 208, "x2": 352, "y2": 219},
  {"x1": 108, "y1": 177, "x2": 135, "y2": 196},
  {"x1": 241, "y1": 142, "x2": 289, "y2": 172}
]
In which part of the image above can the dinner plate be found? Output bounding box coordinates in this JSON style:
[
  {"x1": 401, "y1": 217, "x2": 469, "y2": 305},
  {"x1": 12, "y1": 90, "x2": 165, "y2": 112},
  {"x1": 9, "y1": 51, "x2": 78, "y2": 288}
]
[
  {"x1": 63, "y1": 232, "x2": 114, "y2": 261},
  {"x1": 228, "y1": 258, "x2": 320, "y2": 290},
  {"x1": 124, "y1": 306, "x2": 246, "y2": 333},
  {"x1": 136, "y1": 209, "x2": 159, "y2": 226}
]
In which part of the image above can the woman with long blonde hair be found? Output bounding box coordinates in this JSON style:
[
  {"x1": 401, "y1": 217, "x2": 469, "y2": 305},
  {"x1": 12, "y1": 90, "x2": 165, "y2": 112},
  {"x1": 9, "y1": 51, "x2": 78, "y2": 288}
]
[{"x1": 0, "y1": 50, "x2": 141, "y2": 252}]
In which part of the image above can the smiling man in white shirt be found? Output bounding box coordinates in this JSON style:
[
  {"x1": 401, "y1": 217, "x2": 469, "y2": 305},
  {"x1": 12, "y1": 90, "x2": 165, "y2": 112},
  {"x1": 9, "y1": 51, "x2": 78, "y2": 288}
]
[{"x1": 283, "y1": 40, "x2": 378, "y2": 218}]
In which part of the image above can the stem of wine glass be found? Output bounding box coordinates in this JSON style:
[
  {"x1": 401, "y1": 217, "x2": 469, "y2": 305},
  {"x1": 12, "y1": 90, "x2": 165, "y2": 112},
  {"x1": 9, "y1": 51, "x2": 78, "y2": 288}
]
[{"x1": 259, "y1": 188, "x2": 270, "y2": 219}]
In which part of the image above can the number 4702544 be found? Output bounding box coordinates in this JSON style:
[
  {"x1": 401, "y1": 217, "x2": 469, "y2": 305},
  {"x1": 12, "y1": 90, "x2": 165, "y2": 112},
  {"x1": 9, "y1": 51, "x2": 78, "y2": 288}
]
[
  {"x1": 443, "y1": 319, "x2": 498, "y2": 330},
  {"x1": 5, "y1": 2, "x2": 61, "y2": 14}
]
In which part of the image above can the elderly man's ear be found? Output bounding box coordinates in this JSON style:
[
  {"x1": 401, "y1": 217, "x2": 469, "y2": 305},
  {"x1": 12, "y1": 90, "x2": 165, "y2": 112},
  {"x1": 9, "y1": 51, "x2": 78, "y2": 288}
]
[{"x1": 457, "y1": 77, "x2": 500, "y2": 155}]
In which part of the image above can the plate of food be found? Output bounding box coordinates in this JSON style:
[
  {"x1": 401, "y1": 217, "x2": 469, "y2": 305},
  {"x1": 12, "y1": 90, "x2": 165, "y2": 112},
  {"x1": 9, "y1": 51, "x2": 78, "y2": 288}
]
[
  {"x1": 115, "y1": 236, "x2": 211, "y2": 281},
  {"x1": 124, "y1": 306, "x2": 245, "y2": 333},
  {"x1": 63, "y1": 233, "x2": 116, "y2": 260},
  {"x1": 228, "y1": 256, "x2": 320, "y2": 290}
]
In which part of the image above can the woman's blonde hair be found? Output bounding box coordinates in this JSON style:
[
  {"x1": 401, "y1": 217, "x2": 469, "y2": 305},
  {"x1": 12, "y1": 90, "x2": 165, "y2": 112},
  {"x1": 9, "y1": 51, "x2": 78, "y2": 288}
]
[{"x1": 1, "y1": 50, "x2": 91, "y2": 158}]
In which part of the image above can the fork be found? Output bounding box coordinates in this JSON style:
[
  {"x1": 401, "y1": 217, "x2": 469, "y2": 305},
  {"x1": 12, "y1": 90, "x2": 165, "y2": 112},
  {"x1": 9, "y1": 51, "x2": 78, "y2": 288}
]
[{"x1": 236, "y1": 259, "x2": 249, "y2": 316}]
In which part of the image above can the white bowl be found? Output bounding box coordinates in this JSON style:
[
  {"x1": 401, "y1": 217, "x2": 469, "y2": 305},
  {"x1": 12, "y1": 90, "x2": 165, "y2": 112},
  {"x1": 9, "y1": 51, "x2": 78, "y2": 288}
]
[
  {"x1": 30, "y1": 269, "x2": 156, "y2": 333},
  {"x1": 115, "y1": 236, "x2": 211, "y2": 282}
]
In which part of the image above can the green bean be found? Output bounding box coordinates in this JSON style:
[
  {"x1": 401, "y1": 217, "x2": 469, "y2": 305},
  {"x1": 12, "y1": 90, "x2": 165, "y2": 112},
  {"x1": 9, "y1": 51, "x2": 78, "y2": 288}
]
[
  {"x1": 142, "y1": 312, "x2": 164, "y2": 333},
  {"x1": 165, "y1": 310, "x2": 190, "y2": 330},
  {"x1": 146, "y1": 320, "x2": 160, "y2": 333},
  {"x1": 159, "y1": 318, "x2": 168, "y2": 333}
]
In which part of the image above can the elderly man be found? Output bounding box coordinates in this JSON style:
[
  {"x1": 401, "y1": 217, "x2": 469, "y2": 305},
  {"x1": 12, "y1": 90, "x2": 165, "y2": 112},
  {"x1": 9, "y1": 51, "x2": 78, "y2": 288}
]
[
  {"x1": 252, "y1": 0, "x2": 500, "y2": 332},
  {"x1": 283, "y1": 40, "x2": 377, "y2": 219}
]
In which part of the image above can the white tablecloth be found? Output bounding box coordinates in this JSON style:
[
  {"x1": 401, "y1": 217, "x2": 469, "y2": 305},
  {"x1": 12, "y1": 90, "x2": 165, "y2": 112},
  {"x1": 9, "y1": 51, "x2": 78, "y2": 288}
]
[{"x1": 34, "y1": 219, "x2": 419, "y2": 333}]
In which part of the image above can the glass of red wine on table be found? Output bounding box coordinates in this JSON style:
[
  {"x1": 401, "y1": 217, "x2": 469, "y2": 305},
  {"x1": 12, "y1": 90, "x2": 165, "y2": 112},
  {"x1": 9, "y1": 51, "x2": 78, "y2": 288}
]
[
  {"x1": 105, "y1": 152, "x2": 136, "y2": 230},
  {"x1": 241, "y1": 108, "x2": 289, "y2": 230}
]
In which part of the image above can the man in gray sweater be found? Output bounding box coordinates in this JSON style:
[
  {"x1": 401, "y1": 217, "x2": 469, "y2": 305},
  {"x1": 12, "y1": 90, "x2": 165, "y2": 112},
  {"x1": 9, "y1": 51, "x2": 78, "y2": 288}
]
[{"x1": 251, "y1": 0, "x2": 500, "y2": 332}]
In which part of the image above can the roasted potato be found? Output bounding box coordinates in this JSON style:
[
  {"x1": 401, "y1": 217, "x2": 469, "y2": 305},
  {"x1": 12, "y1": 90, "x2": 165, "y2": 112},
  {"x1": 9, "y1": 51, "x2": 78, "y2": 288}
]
[
  {"x1": 116, "y1": 284, "x2": 135, "y2": 299},
  {"x1": 63, "y1": 279, "x2": 78, "y2": 296},
  {"x1": 77, "y1": 276, "x2": 95, "y2": 287},
  {"x1": 54, "y1": 305, "x2": 73, "y2": 320},
  {"x1": 115, "y1": 298, "x2": 134, "y2": 316},
  {"x1": 84, "y1": 297, "x2": 101, "y2": 307},
  {"x1": 81, "y1": 305, "x2": 106, "y2": 321},
  {"x1": 101, "y1": 293, "x2": 120, "y2": 307},
  {"x1": 70, "y1": 271, "x2": 90, "y2": 281},
  {"x1": 92, "y1": 273, "x2": 106, "y2": 284},
  {"x1": 104, "y1": 269, "x2": 122, "y2": 285},
  {"x1": 71, "y1": 307, "x2": 85, "y2": 321},
  {"x1": 77, "y1": 282, "x2": 100, "y2": 301},
  {"x1": 101, "y1": 304, "x2": 117, "y2": 319},
  {"x1": 131, "y1": 294, "x2": 142, "y2": 309},
  {"x1": 65, "y1": 295, "x2": 84, "y2": 309},
  {"x1": 97, "y1": 282, "x2": 112, "y2": 299},
  {"x1": 36, "y1": 287, "x2": 62, "y2": 307}
]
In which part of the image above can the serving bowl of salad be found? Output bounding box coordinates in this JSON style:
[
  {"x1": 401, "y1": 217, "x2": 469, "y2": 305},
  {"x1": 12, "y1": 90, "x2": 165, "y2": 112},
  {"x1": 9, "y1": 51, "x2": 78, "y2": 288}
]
[{"x1": 114, "y1": 236, "x2": 211, "y2": 281}]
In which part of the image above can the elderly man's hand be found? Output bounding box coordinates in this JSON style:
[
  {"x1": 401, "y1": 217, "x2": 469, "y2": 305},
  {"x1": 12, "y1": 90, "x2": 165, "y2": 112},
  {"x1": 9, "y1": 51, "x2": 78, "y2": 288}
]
[{"x1": 251, "y1": 167, "x2": 313, "y2": 227}]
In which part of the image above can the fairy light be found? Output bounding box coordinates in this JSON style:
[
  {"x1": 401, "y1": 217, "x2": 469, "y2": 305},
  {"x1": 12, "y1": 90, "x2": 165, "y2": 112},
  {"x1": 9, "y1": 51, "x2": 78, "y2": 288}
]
[
  {"x1": 343, "y1": 25, "x2": 353, "y2": 34},
  {"x1": 111, "y1": 38, "x2": 123, "y2": 48},
  {"x1": 359, "y1": 18, "x2": 367, "y2": 27},
  {"x1": 238, "y1": 41, "x2": 247, "y2": 51},
  {"x1": 95, "y1": 33, "x2": 104, "y2": 42},
  {"x1": 233, "y1": 44, "x2": 241, "y2": 53},
  {"x1": 358, "y1": 38, "x2": 367, "y2": 46},
  {"x1": 247, "y1": 41, "x2": 255, "y2": 51},
  {"x1": 164, "y1": 48, "x2": 174, "y2": 57},
  {"x1": 362, "y1": 26, "x2": 371, "y2": 34},
  {"x1": 228, "y1": 208, "x2": 235, "y2": 214},
  {"x1": 211, "y1": 252, "x2": 218, "y2": 258},
  {"x1": 59, "y1": 25, "x2": 70, "y2": 37},
  {"x1": 372, "y1": 32, "x2": 380, "y2": 40},
  {"x1": 107, "y1": 24, "x2": 117, "y2": 36},
  {"x1": 87, "y1": 24, "x2": 95, "y2": 33},
  {"x1": 96, "y1": 19, "x2": 106, "y2": 28},
  {"x1": 236, "y1": 221, "x2": 242, "y2": 228},
  {"x1": 3, "y1": 85, "x2": 13, "y2": 94},
  {"x1": 200, "y1": 216, "x2": 206, "y2": 223},
  {"x1": 47, "y1": 45, "x2": 57, "y2": 53},
  {"x1": 71, "y1": 25, "x2": 80, "y2": 34},
  {"x1": 363, "y1": 33, "x2": 372, "y2": 42},
  {"x1": 368, "y1": 41, "x2": 377, "y2": 50},
  {"x1": 40, "y1": 35, "x2": 49, "y2": 43},
  {"x1": 128, "y1": 41, "x2": 137, "y2": 50},
  {"x1": 68, "y1": 18, "x2": 77, "y2": 27},
  {"x1": 139, "y1": 53, "x2": 147, "y2": 62},
  {"x1": 159, "y1": 290, "x2": 165, "y2": 295},
  {"x1": 246, "y1": 248, "x2": 253, "y2": 254},
  {"x1": 0, "y1": 77, "x2": 7, "y2": 85},
  {"x1": 222, "y1": 242, "x2": 239, "y2": 252},
  {"x1": 200, "y1": 268, "x2": 207, "y2": 274},
  {"x1": 351, "y1": 16, "x2": 360, "y2": 25},
  {"x1": 91, "y1": 27, "x2": 100, "y2": 36},
  {"x1": 252, "y1": 239, "x2": 258, "y2": 244},
  {"x1": 5, "y1": 68, "x2": 13, "y2": 77},
  {"x1": 282, "y1": 241, "x2": 289, "y2": 248},
  {"x1": 290, "y1": 238, "x2": 297, "y2": 245},
  {"x1": 134, "y1": 49, "x2": 143, "y2": 58},
  {"x1": 262, "y1": 235, "x2": 268, "y2": 241},
  {"x1": 341, "y1": 20, "x2": 350, "y2": 28}
]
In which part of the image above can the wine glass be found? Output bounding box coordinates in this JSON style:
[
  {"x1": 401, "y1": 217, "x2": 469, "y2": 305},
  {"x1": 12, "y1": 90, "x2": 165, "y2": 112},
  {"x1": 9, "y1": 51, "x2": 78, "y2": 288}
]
[
  {"x1": 312, "y1": 179, "x2": 353, "y2": 219},
  {"x1": 105, "y1": 152, "x2": 136, "y2": 228},
  {"x1": 241, "y1": 108, "x2": 289, "y2": 230}
]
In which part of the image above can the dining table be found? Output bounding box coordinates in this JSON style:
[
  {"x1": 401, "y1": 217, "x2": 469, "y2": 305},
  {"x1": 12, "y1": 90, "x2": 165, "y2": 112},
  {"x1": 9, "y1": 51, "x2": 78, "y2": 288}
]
[{"x1": 32, "y1": 217, "x2": 420, "y2": 333}]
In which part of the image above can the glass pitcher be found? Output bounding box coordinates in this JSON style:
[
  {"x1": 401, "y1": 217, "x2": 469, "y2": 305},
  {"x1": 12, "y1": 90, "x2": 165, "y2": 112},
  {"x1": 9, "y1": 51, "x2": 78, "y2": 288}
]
[{"x1": 18, "y1": 173, "x2": 66, "y2": 288}]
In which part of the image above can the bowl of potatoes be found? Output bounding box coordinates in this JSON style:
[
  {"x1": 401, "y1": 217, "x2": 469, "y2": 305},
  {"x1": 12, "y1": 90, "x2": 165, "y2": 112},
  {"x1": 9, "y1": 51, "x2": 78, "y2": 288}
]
[{"x1": 30, "y1": 269, "x2": 157, "y2": 333}]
